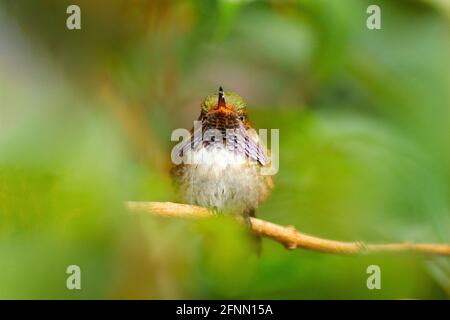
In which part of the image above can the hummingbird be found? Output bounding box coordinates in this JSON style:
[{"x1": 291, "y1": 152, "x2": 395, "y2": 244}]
[{"x1": 171, "y1": 87, "x2": 273, "y2": 253}]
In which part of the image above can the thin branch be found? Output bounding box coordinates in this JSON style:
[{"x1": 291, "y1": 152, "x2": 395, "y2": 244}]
[{"x1": 126, "y1": 201, "x2": 450, "y2": 256}]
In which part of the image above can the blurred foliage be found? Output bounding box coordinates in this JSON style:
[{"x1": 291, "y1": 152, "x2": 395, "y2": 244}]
[{"x1": 0, "y1": 0, "x2": 449, "y2": 299}]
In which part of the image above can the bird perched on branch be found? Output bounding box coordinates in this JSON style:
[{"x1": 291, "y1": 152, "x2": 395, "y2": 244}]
[{"x1": 171, "y1": 87, "x2": 273, "y2": 254}]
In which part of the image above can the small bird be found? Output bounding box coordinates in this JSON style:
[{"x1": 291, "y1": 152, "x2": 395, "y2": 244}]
[{"x1": 171, "y1": 87, "x2": 273, "y2": 253}]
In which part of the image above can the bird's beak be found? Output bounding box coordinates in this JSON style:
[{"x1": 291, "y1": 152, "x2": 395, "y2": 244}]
[
  {"x1": 217, "y1": 86, "x2": 226, "y2": 109},
  {"x1": 213, "y1": 86, "x2": 232, "y2": 113}
]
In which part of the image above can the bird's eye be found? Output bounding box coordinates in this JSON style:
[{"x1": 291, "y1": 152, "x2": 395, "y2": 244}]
[{"x1": 239, "y1": 115, "x2": 245, "y2": 121}]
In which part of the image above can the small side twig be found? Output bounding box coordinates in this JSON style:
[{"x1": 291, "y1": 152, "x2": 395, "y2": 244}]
[{"x1": 126, "y1": 201, "x2": 450, "y2": 256}]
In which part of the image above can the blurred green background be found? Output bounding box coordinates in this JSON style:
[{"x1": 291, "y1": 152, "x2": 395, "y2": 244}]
[{"x1": 0, "y1": 0, "x2": 449, "y2": 299}]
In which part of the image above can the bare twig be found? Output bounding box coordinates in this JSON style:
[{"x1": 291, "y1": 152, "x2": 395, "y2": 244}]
[{"x1": 126, "y1": 201, "x2": 450, "y2": 256}]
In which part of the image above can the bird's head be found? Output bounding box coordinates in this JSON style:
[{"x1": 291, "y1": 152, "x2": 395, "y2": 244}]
[{"x1": 199, "y1": 87, "x2": 251, "y2": 130}]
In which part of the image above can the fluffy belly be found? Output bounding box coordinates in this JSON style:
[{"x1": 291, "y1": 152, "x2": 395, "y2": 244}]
[{"x1": 174, "y1": 148, "x2": 271, "y2": 215}]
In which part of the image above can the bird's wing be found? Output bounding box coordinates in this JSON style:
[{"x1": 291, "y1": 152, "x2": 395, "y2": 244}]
[
  {"x1": 174, "y1": 124, "x2": 204, "y2": 158},
  {"x1": 231, "y1": 126, "x2": 269, "y2": 166},
  {"x1": 175, "y1": 123, "x2": 269, "y2": 166}
]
